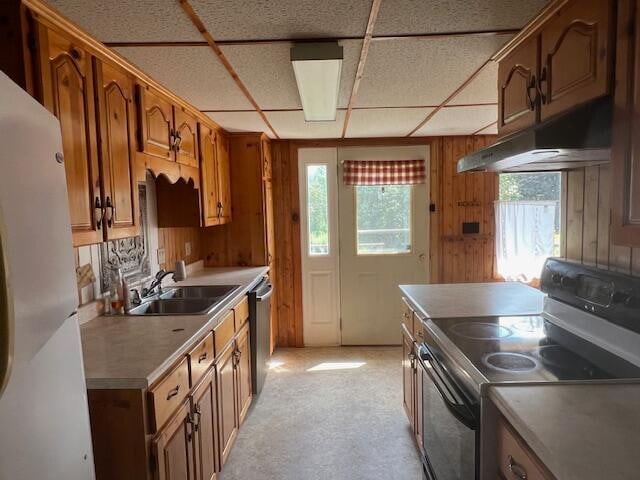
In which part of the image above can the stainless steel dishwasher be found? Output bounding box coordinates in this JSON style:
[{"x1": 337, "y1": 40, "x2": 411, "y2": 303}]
[{"x1": 248, "y1": 276, "x2": 273, "y2": 396}]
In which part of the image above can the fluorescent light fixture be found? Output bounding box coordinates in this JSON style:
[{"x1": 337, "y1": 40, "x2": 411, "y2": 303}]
[{"x1": 291, "y1": 42, "x2": 343, "y2": 122}]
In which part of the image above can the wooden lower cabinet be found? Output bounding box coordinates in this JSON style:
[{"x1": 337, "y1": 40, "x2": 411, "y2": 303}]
[
  {"x1": 153, "y1": 400, "x2": 196, "y2": 480},
  {"x1": 402, "y1": 323, "x2": 415, "y2": 426},
  {"x1": 216, "y1": 341, "x2": 238, "y2": 467},
  {"x1": 401, "y1": 300, "x2": 424, "y2": 450},
  {"x1": 497, "y1": 417, "x2": 556, "y2": 480},
  {"x1": 235, "y1": 323, "x2": 252, "y2": 425},
  {"x1": 192, "y1": 371, "x2": 218, "y2": 480}
]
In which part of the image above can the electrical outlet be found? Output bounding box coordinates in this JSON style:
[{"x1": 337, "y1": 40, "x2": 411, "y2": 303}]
[
  {"x1": 185, "y1": 241, "x2": 192, "y2": 257},
  {"x1": 157, "y1": 248, "x2": 166, "y2": 265}
]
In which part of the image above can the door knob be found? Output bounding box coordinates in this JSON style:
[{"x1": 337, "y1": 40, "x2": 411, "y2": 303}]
[{"x1": 419, "y1": 254, "x2": 426, "y2": 262}]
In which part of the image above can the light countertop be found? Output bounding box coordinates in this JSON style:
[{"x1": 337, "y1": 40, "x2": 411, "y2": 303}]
[
  {"x1": 80, "y1": 266, "x2": 268, "y2": 390},
  {"x1": 489, "y1": 383, "x2": 640, "y2": 480},
  {"x1": 400, "y1": 282, "x2": 545, "y2": 319}
]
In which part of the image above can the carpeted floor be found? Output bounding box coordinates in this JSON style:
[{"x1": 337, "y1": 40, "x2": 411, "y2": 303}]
[{"x1": 219, "y1": 346, "x2": 424, "y2": 480}]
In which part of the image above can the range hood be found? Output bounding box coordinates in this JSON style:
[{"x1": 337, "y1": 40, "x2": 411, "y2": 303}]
[{"x1": 457, "y1": 96, "x2": 613, "y2": 173}]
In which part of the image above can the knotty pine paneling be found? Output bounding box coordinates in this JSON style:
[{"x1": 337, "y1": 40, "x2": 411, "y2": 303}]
[
  {"x1": 158, "y1": 227, "x2": 202, "y2": 269},
  {"x1": 564, "y1": 165, "x2": 640, "y2": 275},
  {"x1": 431, "y1": 136, "x2": 498, "y2": 283}
]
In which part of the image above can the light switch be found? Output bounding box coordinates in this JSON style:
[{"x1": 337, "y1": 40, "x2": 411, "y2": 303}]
[{"x1": 157, "y1": 248, "x2": 166, "y2": 265}]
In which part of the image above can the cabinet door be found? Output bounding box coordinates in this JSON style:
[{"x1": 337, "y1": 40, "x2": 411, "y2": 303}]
[
  {"x1": 174, "y1": 107, "x2": 199, "y2": 168},
  {"x1": 401, "y1": 324, "x2": 414, "y2": 426},
  {"x1": 37, "y1": 26, "x2": 102, "y2": 246},
  {"x1": 199, "y1": 124, "x2": 221, "y2": 227},
  {"x1": 498, "y1": 36, "x2": 539, "y2": 137},
  {"x1": 94, "y1": 60, "x2": 140, "y2": 240},
  {"x1": 235, "y1": 323, "x2": 252, "y2": 425},
  {"x1": 137, "y1": 84, "x2": 174, "y2": 161},
  {"x1": 192, "y1": 371, "x2": 218, "y2": 480},
  {"x1": 215, "y1": 342, "x2": 238, "y2": 467},
  {"x1": 216, "y1": 134, "x2": 232, "y2": 223},
  {"x1": 262, "y1": 140, "x2": 275, "y2": 267},
  {"x1": 414, "y1": 362, "x2": 423, "y2": 450},
  {"x1": 611, "y1": 0, "x2": 640, "y2": 245},
  {"x1": 153, "y1": 400, "x2": 196, "y2": 480},
  {"x1": 539, "y1": 0, "x2": 613, "y2": 121}
]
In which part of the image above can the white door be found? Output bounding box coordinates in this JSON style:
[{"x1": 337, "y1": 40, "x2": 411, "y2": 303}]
[
  {"x1": 299, "y1": 148, "x2": 341, "y2": 346},
  {"x1": 338, "y1": 146, "x2": 430, "y2": 345}
]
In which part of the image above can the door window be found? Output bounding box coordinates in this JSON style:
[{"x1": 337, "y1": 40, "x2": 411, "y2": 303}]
[
  {"x1": 355, "y1": 185, "x2": 412, "y2": 255},
  {"x1": 306, "y1": 164, "x2": 330, "y2": 256}
]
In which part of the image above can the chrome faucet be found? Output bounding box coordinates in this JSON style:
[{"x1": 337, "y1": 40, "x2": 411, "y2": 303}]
[{"x1": 142, "y1": 269, "x2": 175, "y2": 297}]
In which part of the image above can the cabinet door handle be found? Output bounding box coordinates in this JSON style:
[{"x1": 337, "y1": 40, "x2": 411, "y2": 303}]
[
  {"x1": 166, "y1": 385, "x2": 180, "y2": 400},
  {"x1": 538, "y1": 66, "x2": 548, "y2": 105},
  {"x1": 193, "y1": 405, "x2": 201, "y2": 432},
  {"x1": 198, "y1": 352, "x2": 208, "y2": 363},
  {"x1": 526, "y1": 74, "x2": 538, "y2": 111},
  {"x1": 104, "y1": 196, "x2": 114, "y2": 228},
  {"x1": 94, "y1": 197, "x2": 103, "y2": 230},
  {"x1": 186, "y1": 412, "x2": 194, "y2": 441},
  {"x1": 217, "y1": 202, "x2": 223, "y2": 218},
  {"x1": 507, "y1": 455, "x2": 528, "y2": 479}
]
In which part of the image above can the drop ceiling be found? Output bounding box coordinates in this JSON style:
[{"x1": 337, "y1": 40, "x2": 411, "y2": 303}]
[{"x1": 48, "y1": 0, "x2": 548, "y2": 139}]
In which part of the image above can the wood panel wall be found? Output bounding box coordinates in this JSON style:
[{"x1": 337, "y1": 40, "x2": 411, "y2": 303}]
[
  {"x1": 158, "y1": 227, "x2": 202, "y2": 269},
  {"x1": 430, "y1": 136, "x2": 499, "y2": 283},
  {"x1": 563, "y1": 165, "x2": 640, "y2": 274}
]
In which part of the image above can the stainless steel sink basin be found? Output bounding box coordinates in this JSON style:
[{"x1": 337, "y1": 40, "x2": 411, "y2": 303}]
[
  {"x1": 160, "y1": 285, "x2": 239, "y2": 300},
  {"x1": 128, "y1": 298, "x2": 217, "y2": 316}
]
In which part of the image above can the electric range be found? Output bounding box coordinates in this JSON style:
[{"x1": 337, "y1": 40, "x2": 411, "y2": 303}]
[{"x1": 413, "y1": 258, "x2": 640, "y2": 480}]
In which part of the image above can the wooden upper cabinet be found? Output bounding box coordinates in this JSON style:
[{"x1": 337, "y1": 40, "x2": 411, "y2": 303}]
[
  {"x1": 216, "y1": 133, "x2": 232, "y2": 223},
  {"x1": 37, "y1": 26, "x2": 102, "y2": 246},
  {"x1": 611, "y1": 0, "x2": 640, "y2": 246},
  {"x1": 539, "y1": 0, "x2": 613, "y2": 121},
  {"x1": 498, "y1": 36, "x2": 539, "y2": 137},
  {"x1": 199, "y1": 123, "x2": 221, "y2": 227},
  {"x1": 137, "y1": 84, "x2": 174, "y2": 161},
  {"x1": 174, "y1": 107, "x2": 199, "y2": 168},
  {"x1": 153, "y1": 400, "x2": 196, "y2": 480},
  {"x1": 94, "y1": 60, "x2": 140, "y2": 240}
]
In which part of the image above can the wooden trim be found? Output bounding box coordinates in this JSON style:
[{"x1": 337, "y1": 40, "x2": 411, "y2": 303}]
[
  {"x1": 104, "y1": 29, "x2": 521, "y2": 48},
  {"x1": 200, "y1": 103, "x2": 497, "y2": 114},
  {"x1": 21, "y1": 0, "x2": 223, "y2": 131},
  {"x1": 472, "y1": 120, "x2": 498, "y2": 135},
  {"x1": 290, "y1": 137, "x2": 436, "y2": 148},
  {"x1": 406, "y1": 60, "x2": 493, "y2": 136},
  {"x1": 178, "y1": 0, "x2": 280, "y2": 139},
  {"x1": 341, "y1": 0, "x2": 383, "y2": 138}
]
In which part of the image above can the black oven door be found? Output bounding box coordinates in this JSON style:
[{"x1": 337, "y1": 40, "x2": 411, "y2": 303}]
[{"x1": 417, "y1": 344, "x2": 478, "y2": 480}]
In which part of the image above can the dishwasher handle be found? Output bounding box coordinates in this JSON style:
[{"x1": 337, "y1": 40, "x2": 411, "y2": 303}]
[{"x1": 256, "y1": 283, "x2": 273, "y2": 302}]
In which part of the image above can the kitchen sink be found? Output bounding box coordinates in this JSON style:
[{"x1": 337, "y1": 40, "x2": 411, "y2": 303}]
[
  {"x1": 128, "y1": 298, "x2": 218, "y2": 316},
  {"x1": 160, "y1": 285, "x2": 239, "y2": 300}
]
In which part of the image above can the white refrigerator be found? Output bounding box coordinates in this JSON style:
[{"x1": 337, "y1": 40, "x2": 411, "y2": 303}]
[{"x1": 0, "y1": 72, "x2": 95, "y2": 479}]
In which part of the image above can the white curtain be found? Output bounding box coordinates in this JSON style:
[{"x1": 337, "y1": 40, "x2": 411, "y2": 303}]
[{"x1": 495, "y1": 201, "x2": 558, "y2": 282}]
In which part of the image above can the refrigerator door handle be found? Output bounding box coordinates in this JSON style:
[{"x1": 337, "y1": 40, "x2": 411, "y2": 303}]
[{"x1": 0, "y1": 211, "x2": 14, "y2": 398}]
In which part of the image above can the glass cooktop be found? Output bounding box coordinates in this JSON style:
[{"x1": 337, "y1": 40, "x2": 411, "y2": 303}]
[{"x1": 428, "y1": 316, "x2": 640, "y2": 383}]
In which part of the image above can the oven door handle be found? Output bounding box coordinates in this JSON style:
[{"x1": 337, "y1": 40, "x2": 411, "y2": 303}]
[{"x1": 418, "y1": 347, "x2": 477, "y2": 430}]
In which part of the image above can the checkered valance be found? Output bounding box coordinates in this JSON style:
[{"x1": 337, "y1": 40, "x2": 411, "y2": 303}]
[{"x1": 342, "y1": 160, "x2": 426, "y2": 185}]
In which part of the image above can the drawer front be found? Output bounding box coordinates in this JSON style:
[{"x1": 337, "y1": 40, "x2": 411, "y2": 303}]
[
  {"x1": 413, "y1": 315, "x2": 424, "y2": 342},
  {"x1": 214, "y1": 310, "x2": 235, "y2": 357},
  {"x1": 497, "y1": 417, "x2": 554, "y2": 480},
  {"x1": 149, "y1": 356, "x2": 190, "y2": 431},
  {"x1": 401, "y1": 297, "x2": 415, "y2": 334},
  {"x1": 189, "y1": 332, "x2": 214, "y2": 386},
  {"x1": 233, "y1": 296, "x2": 249, "y2": 329}
]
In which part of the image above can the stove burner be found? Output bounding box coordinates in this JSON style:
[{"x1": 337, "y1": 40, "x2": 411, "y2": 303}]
[
  {"x1": 536, "y1": 345, "x2": 578, "y2": 369},
  {"x1": 510, "y1": 317, "x2": 543, "y2": 333},
  {"x1": 450, "y1": 322, "x2": 513, "y2": 340},
  {"x1": 483, "y1": 352, "x2": 538, "y2": 373}
]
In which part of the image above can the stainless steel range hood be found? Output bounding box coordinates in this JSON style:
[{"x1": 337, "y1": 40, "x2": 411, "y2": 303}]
[{"x1": 457, "y1": 96, "x2": 613, "y2": 173}]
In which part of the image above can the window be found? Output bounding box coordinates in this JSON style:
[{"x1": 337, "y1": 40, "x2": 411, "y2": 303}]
[
  {"x1": 307, "y1": 165, "x2": 329, "y2": 256},
  {"x1": 496, "y1": 172, "x2": 562, "y2": 282},
  {"x1": 356, "y1": 185, "x2": 412, "y2": 255}
]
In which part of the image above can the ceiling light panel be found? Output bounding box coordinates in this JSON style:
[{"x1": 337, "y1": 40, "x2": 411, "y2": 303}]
[
  {"x1": 375, "y1": 0, "x2": 548, "y2": 36},
  {"x1": 190, "y1": 0, "x2": 372, "y2": 41},
  {"x1": 221, "y1": 40, "x2": 361, "y2": 110},
  {"x1": 265, "y1": 110, "x2": 346, "y2": 139},
  {"x1": 205, "y1": 112, "x2": 271, "y2": 136},
  {"x1": 413, "y1": 105, "x2": 497, "y2": 136},
  {"x1": 346, "y1": 108, "x2": 435, "y2": 138},
  {"x1": 355, "y1": 35, "x2": 511, "y2": 108},
  {"x1": 114, "y1": 46, "x2": 252, "y2": 111},
  {"x1": 450, "y1": 60, "x2": 500, "y2": 106},
  {"x1": 47, "y1": 0, "x2": 201, "y2": 42}
]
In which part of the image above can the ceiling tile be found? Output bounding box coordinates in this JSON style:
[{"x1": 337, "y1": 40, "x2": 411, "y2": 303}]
[
  {"x1": 190, "y1": 0, "x2": 373, "y2": 41},
  {"x1": 450, "y1": 61, "x2": 499, "y2": 106},
  {"x1": 346, "y1": 108, "x2": 434, "y2": 138},
  {"x1": 375, "y1": 0, "x2": 548, "y2": 36},
  {"x1": 205, "y1": 112, "x2": 270, "y2": 136},
  {"x1": 113, "y1": 46, "x2": 253, "y2": 111},
  {"x1": 413, "y1": 105, "x2": 497, "y2": 136},
  {"x1": 221, "y1": 40, "x2": 361, "y2": 110},
  {"x1": 356, "y1": 35, "x2": 510, "y2": 108},
  {"x1": 265, "y1": 111, "x2": 345, "y2": 139},
  {"x1": 47, "y1": 0, "x2": 201, "y2": 42}
]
